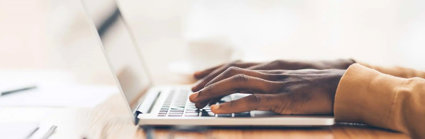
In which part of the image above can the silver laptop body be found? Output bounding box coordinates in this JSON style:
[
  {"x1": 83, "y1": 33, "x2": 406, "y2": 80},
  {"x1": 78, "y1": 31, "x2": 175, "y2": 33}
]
[{"x1": 82, "y1": 0, "x2": 334, "y2": 127}]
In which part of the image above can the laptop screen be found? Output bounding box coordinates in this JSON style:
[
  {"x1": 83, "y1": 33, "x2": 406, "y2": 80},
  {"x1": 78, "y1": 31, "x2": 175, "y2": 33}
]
[{"x1": 83, "y1": 0, "x2": 152, "y2": 109}]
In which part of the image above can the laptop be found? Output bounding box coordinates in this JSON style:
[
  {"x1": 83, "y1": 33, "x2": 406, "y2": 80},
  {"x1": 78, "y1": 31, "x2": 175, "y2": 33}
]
[{"x1": 82, "y1": 0, "x2": 334, "y2": 127}]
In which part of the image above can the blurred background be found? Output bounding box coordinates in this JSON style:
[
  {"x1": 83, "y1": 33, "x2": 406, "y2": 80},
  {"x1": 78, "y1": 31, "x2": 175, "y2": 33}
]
[{"x1": 1, "y1": 0, "x2": 425, "y2": 86}]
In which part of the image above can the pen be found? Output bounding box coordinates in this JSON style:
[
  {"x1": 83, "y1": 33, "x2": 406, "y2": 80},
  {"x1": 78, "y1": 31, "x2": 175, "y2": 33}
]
[
  {"x1": 41, "y1": 125, "x2": 57, "y2": 139},
  {"x1": 0, "y1": 85, "x2": 37, "y2": 96}
]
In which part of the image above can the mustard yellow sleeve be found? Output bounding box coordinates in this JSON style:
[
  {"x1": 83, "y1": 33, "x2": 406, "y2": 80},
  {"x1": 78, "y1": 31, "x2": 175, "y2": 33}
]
[
  {"x1": 334, "y1": 64, "x2": 425, "y2": 138},
  {"x1": 358, "y1": 62, "x2": 425, "y2": 78}
]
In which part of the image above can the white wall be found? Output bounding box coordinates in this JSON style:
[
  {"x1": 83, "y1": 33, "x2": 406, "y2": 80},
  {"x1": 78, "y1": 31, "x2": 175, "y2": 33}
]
[
  {"x1": 1, "y1": 0, "x2": 424, "y2": 85},
  {"x1": 0, "y1": 0, "x2": 115, "y2": 85}
]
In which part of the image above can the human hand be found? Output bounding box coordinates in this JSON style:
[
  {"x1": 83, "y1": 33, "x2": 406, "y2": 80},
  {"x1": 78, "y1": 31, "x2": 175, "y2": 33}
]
[
  {"x1": 189, "y1": 67, "x2": 345, "y2": 115},
  {"x1": 192, "y1": 59, "x2": 354, "y2": 92}
]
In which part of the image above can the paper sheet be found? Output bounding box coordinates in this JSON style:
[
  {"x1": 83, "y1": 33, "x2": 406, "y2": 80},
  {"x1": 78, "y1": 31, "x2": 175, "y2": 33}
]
[
  {"x1": 0, "y1": 123, "x2": 39, "y2": 139},
  {"x1": 0, "y1": 85, "x2": 119, "y2": 107}
]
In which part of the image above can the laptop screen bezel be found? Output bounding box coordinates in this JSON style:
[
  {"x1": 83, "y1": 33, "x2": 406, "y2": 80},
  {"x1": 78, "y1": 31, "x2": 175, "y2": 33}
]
[{"x1": 81, "y1": 0, "x2": 154, "y2": 110}]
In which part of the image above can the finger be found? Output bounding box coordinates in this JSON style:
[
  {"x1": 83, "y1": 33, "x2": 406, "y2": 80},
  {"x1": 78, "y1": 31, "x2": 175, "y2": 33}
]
[
  {"x1": 210, "y1": 94, "x2": 274, "y2": 114},
  {"x1": 194, "y1": 97, "x2": 222, "y2": 109},
  {"x1": 190, "y1": 74, "x2": 280, "y2": 104},
  {"x1": 247, "y1": 60, "x2": 307, "y2": 70},
  {"x1": 246, "y1": 60, "x2": 287, "y2": 70},
  {"x1": 194, "y1": 90, "x2": 253, "y2": 109},
  {"x1": 192, "y1": 65, "x2": 229, "y2": 92},
  {"x1": 193, "y1": 64, "x2": 224, "y2": 79},
  {"x1": 207, "y1": 97, "x2": 223, "y2": 105},
  {"x1": 193, "y1": 60, "x2": 243, "y2": 79},
  {"x1": 204, "y1": 67, "x2": 270, "y2": 87},
  {"x1": 191, "y1": 62, "x2": 258, "y2": 92},
  {"x1": 195, "y1": 100, "x2": 210, "y2": 109}
]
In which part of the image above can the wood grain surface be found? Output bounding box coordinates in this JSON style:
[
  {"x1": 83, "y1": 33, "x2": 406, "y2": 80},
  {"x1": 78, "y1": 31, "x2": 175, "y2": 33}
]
[{"x1": 84, "y1": 93, "x2": 409, "y2": 139}]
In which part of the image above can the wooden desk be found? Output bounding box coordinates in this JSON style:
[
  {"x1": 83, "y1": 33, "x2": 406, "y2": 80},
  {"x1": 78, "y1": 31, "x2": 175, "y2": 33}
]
[
  {"x1": 0, "y1": 91, "x2": 409, "y2": 139},
  {"x1": 79, "y1": 93, "x2": 409, "y2": 139}
]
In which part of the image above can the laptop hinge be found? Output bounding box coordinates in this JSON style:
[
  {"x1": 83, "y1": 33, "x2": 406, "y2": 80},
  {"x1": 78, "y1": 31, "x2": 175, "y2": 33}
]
[
  {"x1": 133, "y1": 90, "x2": 162, "y2": 125},
  {"x1": 133, "y1": 101, "x2": 144, "y2": 125},
  {"x1": 133, "y1": 109, "x2": 142, "y2": 125}
]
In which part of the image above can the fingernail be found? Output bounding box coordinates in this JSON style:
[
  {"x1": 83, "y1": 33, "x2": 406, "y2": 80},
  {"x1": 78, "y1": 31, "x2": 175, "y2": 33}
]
[
  {"x1": 194, "y1": 71, "x2": 202, "y2": 77},
  {"x1": 191, "y1": 87, "x2": 196, "y2": 92},
  {"x1": 192, "y1": 86, "x2": 201, "y2": 92},
  {"x1": 211, "y1": 104, "x2": 220, "y2": 110},
  {"x1": 189, "y1": 93, "x2": 198, "y2": 102}
]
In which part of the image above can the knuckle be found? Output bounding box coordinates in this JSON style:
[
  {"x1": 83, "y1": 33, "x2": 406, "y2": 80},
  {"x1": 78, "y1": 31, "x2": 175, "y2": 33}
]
[
  {"x1": 266, "y1": 81, "x2": 283, "y2": 92},
  {"x1": 248, "y1": 94, "x2": 262, "y2": 110},
  {"x1": 198, "y1": 84, "x2": 215, "y2": 98},
  {"x1": 269, "y1": 60, "x2": 284, "y2": 66},
  {"x1": 229, "y1": 100, "x2": 236, "y2": 108},
  {"x1": 275, "y1": 81, "x2": 291, "y2": 92},
  {"x1": 203, "y1": 84, "x2": 216, "y2": 92},
  {"x1": 273, "y1": 96, "x2": 293, "y2": 114},
  {"x1": 232, "y1": 74, "x2": 248, "y2": 82},
  {"x1": 230, "y1": 60, "x2": 241, "y2": 65},
  {"x1": 227, "y1": 66, "x2": 238, "y2": 71},
  {"x1": 224, "y1": 66, "x2": 239, "y2": 75}
]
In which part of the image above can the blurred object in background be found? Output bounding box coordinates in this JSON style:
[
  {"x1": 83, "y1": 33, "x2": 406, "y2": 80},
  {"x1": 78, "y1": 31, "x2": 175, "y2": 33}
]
[
  {"x1": 1, "y1": 0, "x2": 425, "y2": 85},
  {"x1": 0, "y1": 70, "x2": 118, "y2": 107},
  {"x1": 168, "y1": 36, "x2": 241, "y2": 81},
  {"x1": 187, "y1": 36, "x2": 236, "y2": 71}
]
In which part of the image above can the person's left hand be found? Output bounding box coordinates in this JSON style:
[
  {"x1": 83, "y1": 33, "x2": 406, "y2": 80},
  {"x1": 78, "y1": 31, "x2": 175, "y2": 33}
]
[{"x1": 189, "y1": 67, "x2": 345, "y2": 115}]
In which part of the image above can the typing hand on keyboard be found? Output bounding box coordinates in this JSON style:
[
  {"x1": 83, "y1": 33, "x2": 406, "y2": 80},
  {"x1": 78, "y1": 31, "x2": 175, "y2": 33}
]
[
  {"x1": 158, "y1": 89, "x2": 253, "y2": 118},
  {"x1": 189, "y1": 64, "x2": 346, "y2": 116}
]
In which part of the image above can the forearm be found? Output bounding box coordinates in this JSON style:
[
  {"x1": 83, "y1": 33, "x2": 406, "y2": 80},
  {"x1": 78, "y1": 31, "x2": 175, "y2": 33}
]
[
  {"x1": 255, "y1": 59, "x2": 355, "y2": 70},
  {"x1": 314, "y1": 59, "x2": 355, "y2": 69},
  {"x1": 334, "y1": 64, "x2": 425, "y2": 138}
]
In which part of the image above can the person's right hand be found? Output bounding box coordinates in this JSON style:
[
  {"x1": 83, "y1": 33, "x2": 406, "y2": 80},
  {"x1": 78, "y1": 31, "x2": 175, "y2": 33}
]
[
  {"x1": 189, "y1": 67, "x2": 345, "y2": 114},
  {"x1": 192, "y1": 59, "x2": 354, "y2": 92}
]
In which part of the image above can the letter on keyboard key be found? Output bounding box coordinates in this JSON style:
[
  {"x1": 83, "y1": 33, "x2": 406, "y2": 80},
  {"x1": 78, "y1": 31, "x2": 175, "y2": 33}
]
[{"x1": 234, "y1": 112, "x2": 251, "y2": 117}]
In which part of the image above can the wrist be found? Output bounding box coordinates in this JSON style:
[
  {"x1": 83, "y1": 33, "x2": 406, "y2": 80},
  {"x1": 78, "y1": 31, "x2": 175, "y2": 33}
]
[
  {"x1": 315, "y1": 59, "x2": 356, "y2": 69},
  {"x1": 338, "y1": 58, "x2": 356, "y2": 68},
  {"x1": 330, "y1": 69, "x2": 346, "y2": 113}
]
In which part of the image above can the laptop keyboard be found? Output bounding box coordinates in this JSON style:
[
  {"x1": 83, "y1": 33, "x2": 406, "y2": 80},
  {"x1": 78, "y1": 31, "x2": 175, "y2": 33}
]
[{"x1": 157, "y1": 88, "x2": 251, "y2": 118}]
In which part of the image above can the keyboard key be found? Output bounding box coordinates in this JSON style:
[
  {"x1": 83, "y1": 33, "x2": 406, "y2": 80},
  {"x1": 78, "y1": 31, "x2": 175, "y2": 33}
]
[
  {"x1": 169, "y1": 109, "x2": 183, "y2": 112},
  {"x1": 170, "y1": 108, "x2": 184, "y2": 111},
  {"x1": 234, "y1": 112, "x2": 251, "y2": 117},
  {"x1": 184, "y1": 115, "x2": 199, "y2": 117},
  {"x1": 200, "y1": 110, "x2": 215, "y2": 117},
  {"x1": 184, "y1": 113, "x2": 199, "y2": 117},
  {"x1": 220, "y1": 96, "x2": 232, "y2": 102},
  {"x1": 185, "y1": 108, "x2": 198, "y2": 111},
  {"x1": 176, "y1": 105, "x2": 185, "y2": 109},
  {"x1": 217, "y1": 114, "x2": 232, "y2": 117},
  {"x1": 167, "y1": 114, "x2": 183, "y2": 117},
  {"x1": 184, "y1": 111, "x2": 199, "y2": 115},
  {"x1": 168, "y1": 112, "x2": 183, "y2": 115}
]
